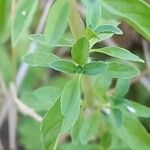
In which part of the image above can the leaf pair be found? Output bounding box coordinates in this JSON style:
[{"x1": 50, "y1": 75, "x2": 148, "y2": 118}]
[
  {"x1": 47, "y1": 59, "x2": 107, "y2": 75},
  {"x1": 23, "y1": 51, "x2": 108, "y2": 75}
]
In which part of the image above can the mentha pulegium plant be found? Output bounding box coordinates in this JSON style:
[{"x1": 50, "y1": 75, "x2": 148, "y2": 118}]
[{"x1": 21, "y1": 0, "x2": 150, "y2": 149}]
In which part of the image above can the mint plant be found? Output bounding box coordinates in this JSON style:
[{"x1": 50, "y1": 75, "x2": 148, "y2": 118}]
[{"x1": 0, "y1": 0, "x2": 149, "y2": 149}]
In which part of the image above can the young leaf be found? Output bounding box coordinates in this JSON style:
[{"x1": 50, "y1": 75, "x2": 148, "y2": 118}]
[
  {"x1": 114, "y1": 117, "x2": 150, "y2": 150},
  {"x1": 101, "y1": 0, "x2": 150, "y2": 41},
  {"x1": 22, "y1": 52, "x2": 60, "y2": 67},
  {"x1": 107, "y1": 62, "x2": 140, "y2": 79},
  {"x1": 71, "y1": 37, "x2": 90, "y2": 65},
  {"x1": 82, "y1": 61, "x2": 107, "y2": 75},
  {"x1": 21, "y1": 86, "x2": 61, "y2": 111},
  {"x1": 91, "y1": 46, "x2": 144, "y2": 63},
  {"x1": 82, "y1": 0, "x2": 102, "y2": 29},
  {"x1": 122, "y1": 99, "x2": 150, "y2": 118},
  {"x1": 84, "y1": 27, "x2": 97, "y2": 40},
  {"x1": 41, "y1": 100, "x2": 63, "y2": 150},
  {"x1": 114, "y1": 79, "x2": 130, "y2": 98},
  {"x1": 50, "y1": 60, "x2": 76, "y2": 74},
  {"x1": 12, "y1": 0, "x2": 38, "y2": 46},
  {"x1": 44, "y1": 0, "x2": 70, "y2": 46},
  {"x1": 79, "y1": 112, "x2": 99, "y2": 145},
  {"x1": 95, "y1": 24, "x2": 123, "y2": 35},
  {"x1": 60, "y1": 78, "x2": 80, "y2": 116}
]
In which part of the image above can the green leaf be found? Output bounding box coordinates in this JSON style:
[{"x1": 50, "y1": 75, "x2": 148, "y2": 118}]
[
  {"x1": 29, "y1": 34, "x2": 73, "y2": 47},
  {"x1": 71, "y1": 113, "x2": 84, "y2": 145},
  {"x1": 101, "y1": 131, "x2": 112, "y2": 149},
  {"x1": 93, "y1": 74, "x2": 112, "y2": 100},
  {"x1": 44, "y1": 0, "x2": 70, "y2": 46},
  {"x1": 60, "y1": 99, "x2": 80, "y2": 133},
  {"x1": 12, "y1": 0, "x2": 38, "y2": 46},
  {"x1": 58, "y1": 143, "x2": 101, "y2": 150},
  {"x1": 60, "y1": 78, "x2": 80, "y2": 116},
  {"x1": 101, "y1": 0, "x2": 150, "y2": 41},
  {"x1": 41, "y1": 100, "x2": 63, "y2": 150},
  {"x1": 122, "y1": 99, "x2": 150, "y2": 118},
  {"x1": 91, "y1": 46, "x2": 144, "y2": 63},
  {"x1": 71, "y1": 37, "x2": 90, "y2": 65},
  {"x1": 21, "y1": 86, "x2": 61, "y2": 112},
  {"x1": 111, "y1": 108, "x2": 123, "y2": 127},
  {"x1": 50, "y1": 60, "x2": 76, "y2": 74},
  {"x1": 19, "y1": 117, "x2": 43, "y2": 150},
  {"x1": 82, "y1": 0, "x2": 102, "y2": 29},
  {"x1": 79, "y1": 112, "x2": 99, "y2": 145},
  {"x1": 22, "y1": 52, "x2": 60, "y2": 67},
  {"x1": 114, "y1": 117, "x2": 150, "y2": 150},
  {"x1": 29, "y1": 34, "x2": 47, "y2": 45},
  {"x1": 84, "y1": 27, "x2": 97, "y2": 40},
  {"x1": 82, "y1": 61, "x2": 107, "y2": 75},
  {"x1": 95, "y1": 24, "x2": 123, "y2": 35},
  {"x1": 106, "y1": 62, "x2": 140, "y2": 79},
  {"x1": 114, "y1": 79, "x2": 130, "y2": 98}
]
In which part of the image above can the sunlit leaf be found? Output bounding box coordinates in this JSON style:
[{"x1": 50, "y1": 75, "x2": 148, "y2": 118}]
[
  {"x1": 71, "y1": 37, "x2": 90, "y2": 65},
  {"x1": 91, "y1": 46, "x2": 144, "y2": 63}
]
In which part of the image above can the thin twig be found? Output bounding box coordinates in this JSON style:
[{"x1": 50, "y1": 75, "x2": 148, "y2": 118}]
[
  {"x1": 0, "y1": 72, "x2": 7, "y2": 95},
  {"x1": 10, "y1": 84, "x2": 42, "y2": 122},
  {"x1": 0, "y1": 101, "x2": 8, "y2": 129},
  {"x1": 142, "y1": 39, "x2": 150, "y2": 71},
  {"x1": 0, "y1": 139, "x2": 4, "y2": 150},
  {"x1": 16, "y1": 0, "x2": 54, "y2": 90},
  {"x1": 7, "y1": 85, "x2": 17, "y2": 150},
  {"x1": 140, "y1": 77, "x2": 150, "y2": 91}
]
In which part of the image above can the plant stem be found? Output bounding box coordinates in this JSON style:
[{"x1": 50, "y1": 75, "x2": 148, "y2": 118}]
[
  {"x1": 11, "y1": 0, "x2": 17, "y2": 81},
  {"x1": 69, "y1": 0, "x2": 95, "y2": 108}
]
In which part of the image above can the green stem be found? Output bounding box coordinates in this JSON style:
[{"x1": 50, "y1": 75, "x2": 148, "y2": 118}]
[
  {"x1": 11, "y1": 0, "x2": 17, "y2": 81},
  {"x1": 69, "y1": 0, "x2": 95, "y2": 109},
  {"x1": 81, "y1": 75, "x2": 95, "y2": 108}
]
